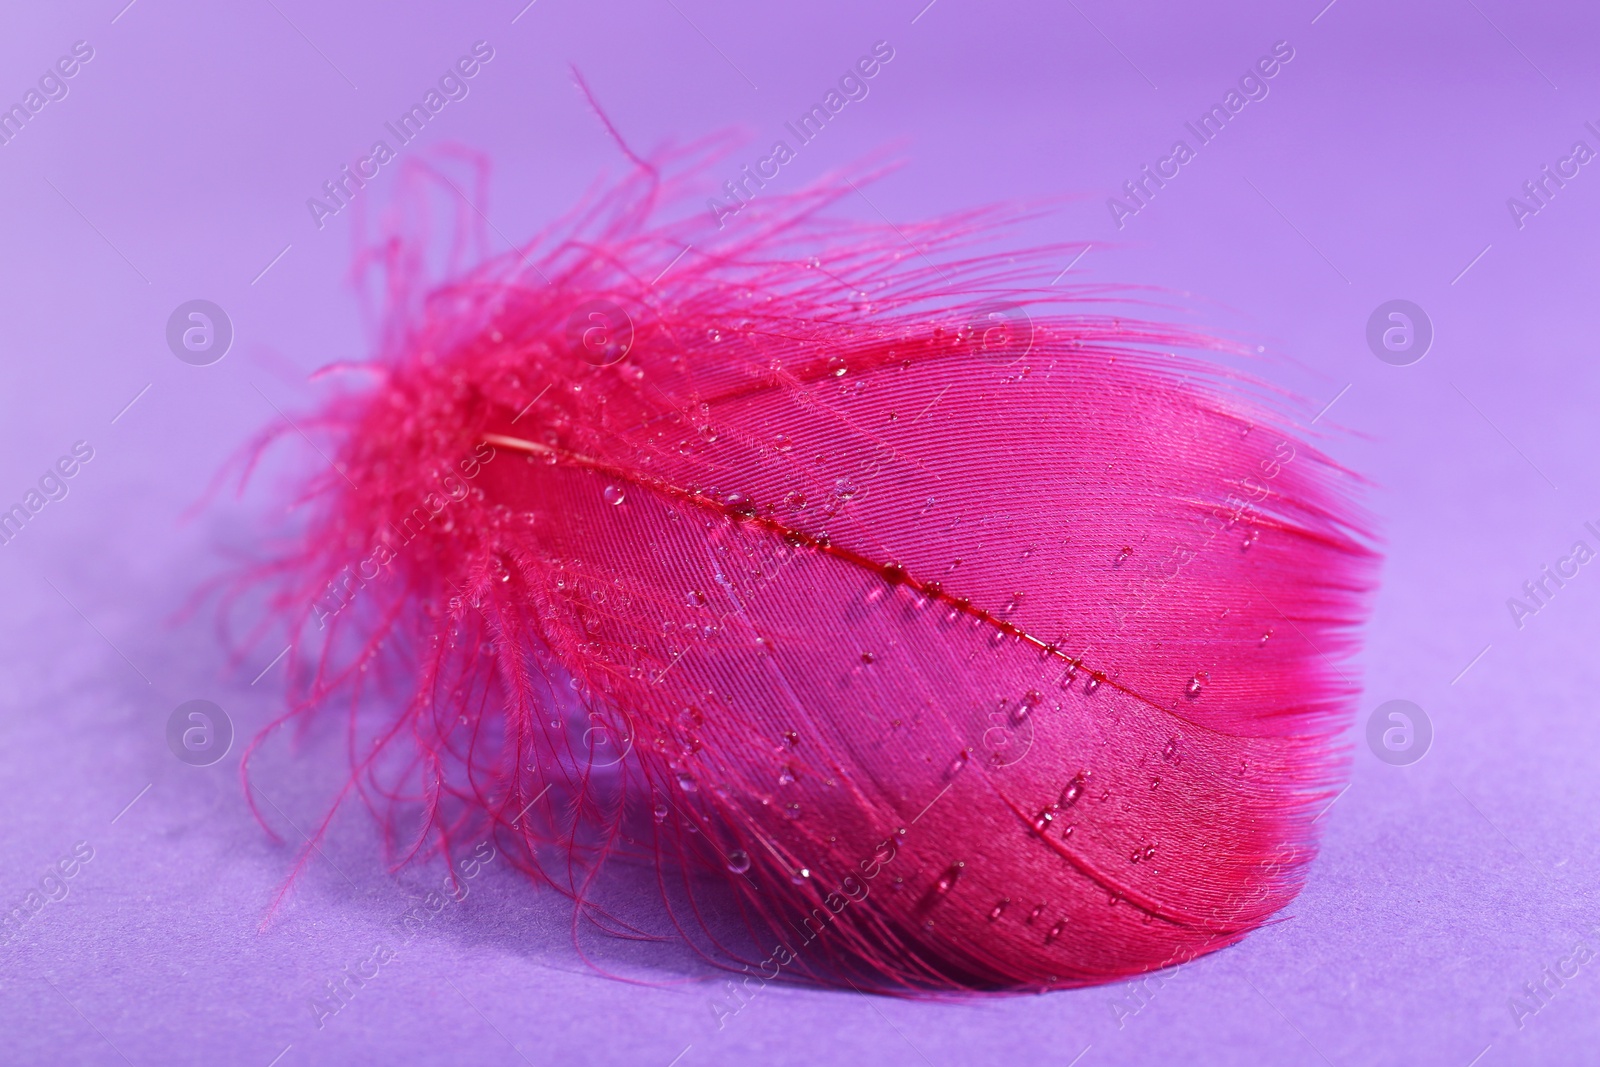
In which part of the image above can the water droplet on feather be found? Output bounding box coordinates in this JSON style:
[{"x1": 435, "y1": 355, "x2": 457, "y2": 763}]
[{"x1": 1059, "y1": 772, "x2": 1088, "y2": 809}]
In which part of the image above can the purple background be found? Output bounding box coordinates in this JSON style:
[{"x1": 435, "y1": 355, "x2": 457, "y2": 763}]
[{"x1": 1, "y1": 0, "x2": 1596, "y2": 1063}]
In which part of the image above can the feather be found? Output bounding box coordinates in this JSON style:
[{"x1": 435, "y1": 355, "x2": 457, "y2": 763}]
[{"x1": 240, "y1": 140, "x2": 1375, "y2": 992}]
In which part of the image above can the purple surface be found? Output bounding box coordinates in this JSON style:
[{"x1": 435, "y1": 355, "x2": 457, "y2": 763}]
[{"x1": 1, "y1": 1, "x2": 1596, "y2": 1064}]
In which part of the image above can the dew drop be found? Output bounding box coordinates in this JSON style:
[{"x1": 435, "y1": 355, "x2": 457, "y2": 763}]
[
  {"x1": 603, "y1": 485, "x2": 626, "y2": 506},
  {"x1": 782, "y1": 730, "x2": 800, "y2": 749},
  {"x1": 726, "y1": 849, "x2": 751, "y2": 874},
  {"x1": 1114, "y1": 546, "x2": 1132, "y2": 565},
  {"x1": 790, "y1": 867, "x2": 811, "y2": 884},
  {"x1": 784, "y1": 490, "x2": 809, "y2": 511},
  {"x1": 1085, "y1": 673, "x2": 1102, "y2": 695},
  {"x1": 946, "y1": 750, "x2": 970, "y2": 779},
  {"x1": 1186, "y1": 673, "x2": 1205, "y2": 699},
  {"x1": 777, "y1": 765, "x2": 797, "y2": 787},
  {"x1": 1059, "y1": 772, "x2": 1088, "y2": 810},
  {"x1": 988, "y1": 899, "x2": 1009, "y2": 922},
  {"x1": 1260, "y1": 629, "x2": 1274, "y2": 645},
  {"x1": 1242, "y1": 529, "x2": 1258, "y2": 551},
  {"x1": 782, "y1": 802, "x2": 802, "y2": 820},
  {"x1": 1031, "y1": 808, "x2": 1055, "y2": 833},
  {"x1": 772, "y1": 433, "x2": 794, "y2": 454},
  {"x1": 1046, "y1": 919, "x2": 1066, "y2": 944},
  {"x1": 723, "y1": 491, "x2": 756, "y2": 518},
  {"x1": 652, "y1": 801, "x2": 669, "y2": 822},
  {"x1": 686, "y1": 590, "x2": 707, "y2": 607},
  {"x1": 677, "y1": 772, "x2": 698, "y2": 792},
  {"x1": 1027, "y1": 903, "x2": 1045, "y2": 925},
  {"x1": 1062, "y1": 825, "x2": 1075, "y2": 839},
  {"x1": 1162, "y1": 736, "x2": 1180, "y2": 763},
  {"x1": 880, "y1": 561, "x2": 909, "y2": 585},
  {"x1": 860, "y1": 651, "x2": 876, "y2": 665},
  {"x1": 931, "y1": 861, "x2": 964, "y2": 898},
  {"x1": 827, "y1": 355, "x2": 848, "y2": 377}
]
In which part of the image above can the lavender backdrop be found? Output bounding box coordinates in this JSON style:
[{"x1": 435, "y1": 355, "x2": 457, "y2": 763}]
[{"x1": 1, "y1": 0, "x2": 1596, "y2": 1064}]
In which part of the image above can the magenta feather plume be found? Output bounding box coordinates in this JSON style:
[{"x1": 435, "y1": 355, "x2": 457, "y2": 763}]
[{"x1": 237, "y1": 135, "x2": 1375, "y2": 993}]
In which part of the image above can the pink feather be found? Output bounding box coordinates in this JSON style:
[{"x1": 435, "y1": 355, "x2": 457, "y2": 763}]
[{"x1": 238, "y1": 139, "x2": 1375, "y2": 991}]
